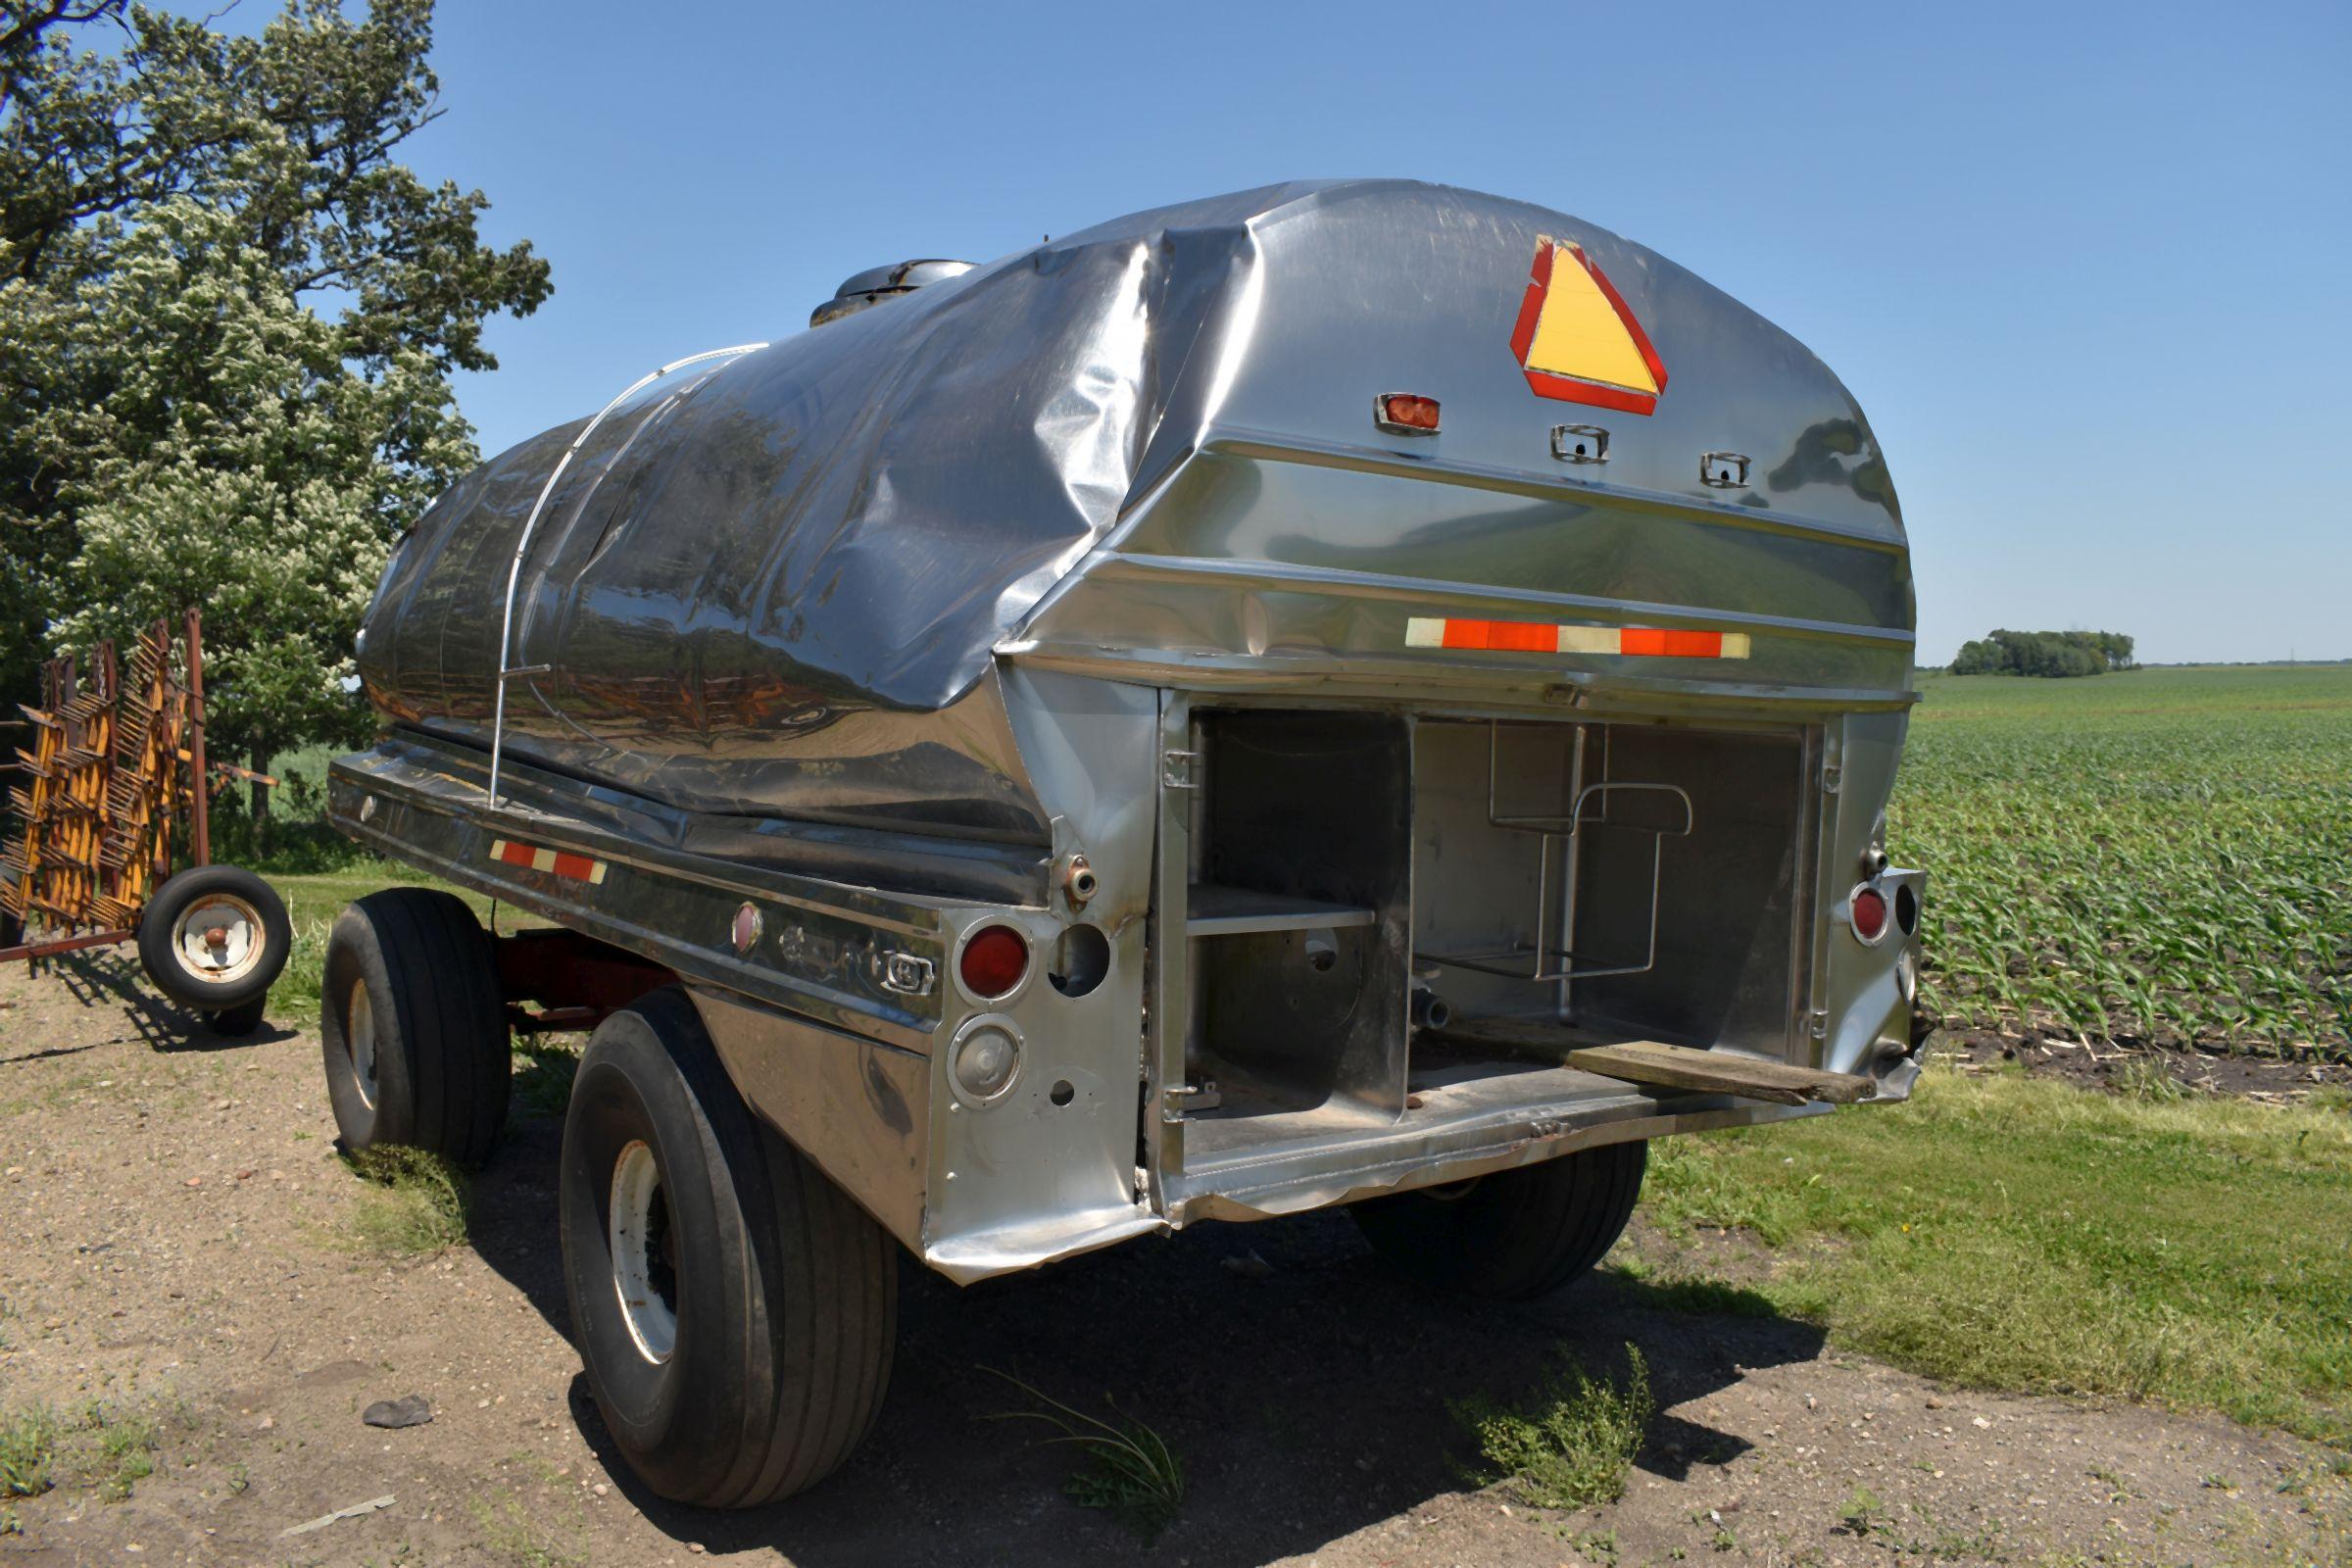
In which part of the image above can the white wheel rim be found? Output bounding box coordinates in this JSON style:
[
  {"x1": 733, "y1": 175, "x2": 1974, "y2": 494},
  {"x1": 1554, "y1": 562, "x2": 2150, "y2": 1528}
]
[
  {"x1": 346, "y1": 984, "x2": 378, "y2": 1108},
  {"x1": 173, "y1": 894, "x2": 265, "y2": 986},
  {"x1": 610, "y1": 1140, "x2": 677, "y2": 1364}
]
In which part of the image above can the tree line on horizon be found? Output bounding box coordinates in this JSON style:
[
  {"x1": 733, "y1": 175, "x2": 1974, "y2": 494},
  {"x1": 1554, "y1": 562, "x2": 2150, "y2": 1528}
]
[{"x1": 1949, "y1": 628, "x2": 2136, "y2": 678}]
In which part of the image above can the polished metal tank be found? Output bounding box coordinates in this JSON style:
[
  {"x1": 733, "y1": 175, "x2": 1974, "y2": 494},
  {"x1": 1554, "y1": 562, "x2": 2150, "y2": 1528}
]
[{"x1": 357, "y1": 179, "x2": 1911, "y2": 846}]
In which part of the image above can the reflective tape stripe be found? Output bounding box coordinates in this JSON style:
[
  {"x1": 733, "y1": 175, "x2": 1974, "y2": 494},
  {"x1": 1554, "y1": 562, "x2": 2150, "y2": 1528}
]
[
  {"x1": 1403, "y1": 616, "x2": 1751, "y2": 660},
  {"x1": 488, "y1": 838, "x2": 609, "y2": 884}
]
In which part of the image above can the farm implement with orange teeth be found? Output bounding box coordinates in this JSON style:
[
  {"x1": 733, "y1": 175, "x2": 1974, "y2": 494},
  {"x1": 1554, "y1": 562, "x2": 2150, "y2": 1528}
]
[{"x1": 1, "y1": 610, "x2": 289, "y2": 1035}]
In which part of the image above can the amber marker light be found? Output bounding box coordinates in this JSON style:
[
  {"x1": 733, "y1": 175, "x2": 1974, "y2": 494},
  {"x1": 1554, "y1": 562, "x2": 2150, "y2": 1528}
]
[{"x1": 1375, "y1": 393, "x2": 1441, "y2": 434}]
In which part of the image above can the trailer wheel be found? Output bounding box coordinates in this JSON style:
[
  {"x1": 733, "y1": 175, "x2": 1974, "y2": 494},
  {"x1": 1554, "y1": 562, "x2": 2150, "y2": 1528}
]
[
  {"x1": 559, "y1": 989, "x2": 896, "y2": 1507},
  {"x1": 137, "y1": 863, "x2": 290, "y2": 1013},
  {"x1": 319, "y1": 889, "x2": 511, "y2": 1167},
  {"x1": 1351, "y1": 1140, "x2": 1647, "y2": 1301}
]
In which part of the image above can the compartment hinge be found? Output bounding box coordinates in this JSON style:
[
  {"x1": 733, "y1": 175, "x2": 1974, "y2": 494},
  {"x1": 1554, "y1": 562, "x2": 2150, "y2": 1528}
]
[
  {"x1": 1160, "y1": 749, "x2": 1202, "y2": 790},
  {"x1": 1162, "y1": 1078, "x2": 1221, "y2": 1119}
]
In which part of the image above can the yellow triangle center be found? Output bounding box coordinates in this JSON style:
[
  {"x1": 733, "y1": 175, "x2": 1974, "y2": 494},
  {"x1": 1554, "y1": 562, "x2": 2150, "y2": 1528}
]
[{"x1": 1525, "y1": 247, "x2": 1657, "y2": 395}]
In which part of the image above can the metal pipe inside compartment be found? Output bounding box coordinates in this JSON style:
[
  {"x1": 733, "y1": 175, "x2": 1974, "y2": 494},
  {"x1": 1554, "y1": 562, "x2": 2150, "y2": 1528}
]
[{"x1": 1555, "y1": 723, "x2": 1587, "y2": 1023}]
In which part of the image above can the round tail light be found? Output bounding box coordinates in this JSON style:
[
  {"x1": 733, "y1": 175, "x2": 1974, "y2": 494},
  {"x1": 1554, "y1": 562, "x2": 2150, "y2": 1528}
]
[
  {"x1": 958, "y1": 924, "x2": 1030, "y2": 999},
  {"x1": 1849, "y1": 885, "x2": 1890, "y2": 945}
]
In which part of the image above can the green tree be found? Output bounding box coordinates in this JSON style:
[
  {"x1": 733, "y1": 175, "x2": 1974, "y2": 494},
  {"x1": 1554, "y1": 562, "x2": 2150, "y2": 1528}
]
[
  {"x1": 1946, "y1": 628, "x2": 2135, "y2": 677},
  {"x1": 0, "y1": 0, "x2": 548, "y2": 802}
]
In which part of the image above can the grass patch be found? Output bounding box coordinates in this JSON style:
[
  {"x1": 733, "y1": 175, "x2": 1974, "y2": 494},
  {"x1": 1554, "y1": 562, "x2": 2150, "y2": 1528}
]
[
  {"x1": 2110, "y1": 1054, "x2": 2187, "y2": 1103},
  {"x1": 1837, "y1": 1484, "x2": 1888, "y2": 1536},
  {"x1": 82, "y1": 1407, "x2": 158, "y2": 1502},
  {"x1": 263, "y1": 866, "x2": 497, "y2": 1018},
  {"x1": 1604, "y1": 1262, "x2": 1781, "y2": 1319},
  {"x1": 342, "y1": 1145, "x2": 470, "y2": 1255},
  {"x1": 512, "y1": 1036, "x2": 583, "y2": 1119},
  {"x1": 467, "y1": 1491, "x2": 585, "y2": 1568},
  {"x1": 1642, "y1": 1066, "x2": 2352, "y2": 1443},
  {"x1": 0, "y1": 1409, "x2": 55, "y2": 1498},
  {"x1": 1453, "y1": 1344, "x2": 1653, "y2": 1511},
  {"x1": 985, "y1": 1370, "x2": 1186, "y2": 1544},
  {"x1": 0, "y1": 1402, "x2": 169, "y2": 1504}
]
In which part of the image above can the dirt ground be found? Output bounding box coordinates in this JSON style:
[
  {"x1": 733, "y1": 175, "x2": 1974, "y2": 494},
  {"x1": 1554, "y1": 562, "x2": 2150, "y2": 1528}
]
[
  {"x1": 1931, "y1": 1025, "x2": 2346, "y2": 1102},
  {"x1": 2, "y1": 956, "x2": 2345, "y2": 1568}
]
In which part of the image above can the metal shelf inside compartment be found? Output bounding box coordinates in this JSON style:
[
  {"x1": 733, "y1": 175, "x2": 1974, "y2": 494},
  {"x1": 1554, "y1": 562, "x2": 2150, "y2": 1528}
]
[{"x1": 1186, "y1": 884, "x2": 1377, "y2": 938}]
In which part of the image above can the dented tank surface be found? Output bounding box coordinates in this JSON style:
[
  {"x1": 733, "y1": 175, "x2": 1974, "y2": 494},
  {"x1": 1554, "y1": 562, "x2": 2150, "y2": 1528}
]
[{"x1": 359, "y1": 179, "x2": 1913, "y2": 841}]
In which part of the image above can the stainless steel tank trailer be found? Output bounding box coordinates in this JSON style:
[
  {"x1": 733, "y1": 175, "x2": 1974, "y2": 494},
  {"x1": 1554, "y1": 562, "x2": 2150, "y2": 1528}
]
[{"x1": 320, "y1": 179, "x2": 1926, "y2": 1506}]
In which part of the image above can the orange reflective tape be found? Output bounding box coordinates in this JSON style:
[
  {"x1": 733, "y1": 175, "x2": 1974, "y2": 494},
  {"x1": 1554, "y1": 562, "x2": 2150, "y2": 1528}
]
[
  {"x1": 1659, "y1": 629, "x2": 1724, "y2": 658},
  {"x1": 489, "y1": 838, "x2": 606, "y2": 884},
  {"x1": 1491, "y1": 620, "x2": 1559, "y2": 653},
  {"x1": 1439, "y1": 619, "x2": 1484, "y2": 650},
  {"x1": 1404, "y1": 617, "x2": 1749, "y2": 661}
]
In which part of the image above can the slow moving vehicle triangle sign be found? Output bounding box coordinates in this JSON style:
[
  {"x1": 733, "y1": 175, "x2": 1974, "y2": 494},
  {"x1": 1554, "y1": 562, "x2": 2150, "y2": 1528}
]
[{"x1": 1509, "y1": 235, "x2": 1669, "y2": 416}]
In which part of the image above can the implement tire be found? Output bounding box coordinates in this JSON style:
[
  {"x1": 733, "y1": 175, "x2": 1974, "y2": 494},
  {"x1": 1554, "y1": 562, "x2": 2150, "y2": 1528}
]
[
  {"x1": 560, "y1": 989, "x2": 896, "y2": 1507},
  {"x1": 319, "y1": 888, "x2": 511, "y2": 1168},
  {"x1": 206, "y1": 996, "x2": 270, "y2": 1038},
  {"x1": 137, "y1": 863, "x2": 290, "y2": 1013},
  {"x1": 1351, "y1": 1140, "x2": 1647, "y2": 1301}
]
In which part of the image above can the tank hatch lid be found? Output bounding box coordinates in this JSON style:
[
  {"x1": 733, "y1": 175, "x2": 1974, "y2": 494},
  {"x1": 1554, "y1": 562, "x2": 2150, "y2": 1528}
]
[{"x1": 810, "y1": 258, "x2": 976, "y2": 327}]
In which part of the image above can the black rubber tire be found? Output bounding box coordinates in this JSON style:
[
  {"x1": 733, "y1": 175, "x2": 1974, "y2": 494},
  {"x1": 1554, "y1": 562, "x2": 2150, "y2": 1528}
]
[
  {"x1": 560, "y1": 989, "x2": 897, "y2": 1507},
  {"x1": 319, "y1": 888, "x2": 511, "y2": 1168},
  {"x1": 136, "y1": 863, "x2": 291, "y2": 1012},
  {"x1": 206, "y1": 997, "x2": 270, "y2": 1038},
  {"x1": 1351, "y1": 1140, "x2": 1648, "y2": 1301}
]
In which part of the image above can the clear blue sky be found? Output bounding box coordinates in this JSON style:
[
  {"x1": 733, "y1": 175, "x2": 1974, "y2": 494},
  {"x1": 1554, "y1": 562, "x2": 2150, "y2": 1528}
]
[{"x1": 231, "y1": 0, "x2": 2352, "y2": 663}]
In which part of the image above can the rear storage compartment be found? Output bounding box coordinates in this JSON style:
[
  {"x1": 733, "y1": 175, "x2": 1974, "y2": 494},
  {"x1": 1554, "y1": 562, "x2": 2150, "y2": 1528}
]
[{"x1": 1175, "y1": 708, "x2": 1818, "y2": 1163}]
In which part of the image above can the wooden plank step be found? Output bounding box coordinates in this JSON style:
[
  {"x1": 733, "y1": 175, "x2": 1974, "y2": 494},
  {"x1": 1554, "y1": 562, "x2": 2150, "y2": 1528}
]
[
  {"x1": 1565, "y1": 1041, "x2": 1876, "y2": 1105},
  {"x1": 1423, "y1": 1019, "x2": 1878, "y2": 1106}
]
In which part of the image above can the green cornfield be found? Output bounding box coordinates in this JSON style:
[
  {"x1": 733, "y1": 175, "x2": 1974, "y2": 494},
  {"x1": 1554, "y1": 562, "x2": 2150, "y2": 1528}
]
[{"x1": 1887, "y1": 665, "x2": 2352, "y2": 1058}]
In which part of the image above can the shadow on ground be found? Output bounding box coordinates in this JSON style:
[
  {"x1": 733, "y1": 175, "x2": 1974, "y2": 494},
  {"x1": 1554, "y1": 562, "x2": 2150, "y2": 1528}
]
[
  {"x1": 462, "y1": 1109, "x2": 1826, "y2": 1566},
  {"x1": 8, "y1": 949, "x2": 297, "y2": 1054}
]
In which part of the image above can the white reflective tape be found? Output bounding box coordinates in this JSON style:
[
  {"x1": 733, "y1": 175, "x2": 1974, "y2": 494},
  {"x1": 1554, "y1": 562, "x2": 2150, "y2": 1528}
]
[
  {"x1": 1721, "y1": 632, "x2": 1753, "y2": 660},
  {"x1": 1403, "y1": 616, "x2": 1446, "y2": 649},
  {"x1": 1554, "y1": 626, "x2": 1623, "y2": 655},
  {"x1": 532, "y1": 848, "x2": 558, "y2": 873}
]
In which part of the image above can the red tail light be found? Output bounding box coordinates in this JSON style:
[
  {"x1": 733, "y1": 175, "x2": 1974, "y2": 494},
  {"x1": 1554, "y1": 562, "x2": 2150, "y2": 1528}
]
[
  {"x1": 958, "y1": 924, "x2": 1029, "y2": 999},
  {"x1": 1375, "y1": 393, "x2": 1441, "y2": 434},
  {"x1": 1849, "y1": 886, "x2": 1889, "y2": 944}
]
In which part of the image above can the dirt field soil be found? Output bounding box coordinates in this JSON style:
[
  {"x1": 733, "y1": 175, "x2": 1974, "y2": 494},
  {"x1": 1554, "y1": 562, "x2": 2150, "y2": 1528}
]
[{"x1": 1, "y1": 956, "x2": 2344, "y2": 1566}]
